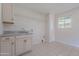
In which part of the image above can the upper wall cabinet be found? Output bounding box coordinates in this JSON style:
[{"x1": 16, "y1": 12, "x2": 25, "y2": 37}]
[
  {"x1": 0, "y1": 4, "x2": 3, "y2": 34},
  {"x1": 2, "y1": 3, "x2": 14, "y2": 24},
  {"x1": 0, "y1": 4, "x2": 1, "y2": 18}
]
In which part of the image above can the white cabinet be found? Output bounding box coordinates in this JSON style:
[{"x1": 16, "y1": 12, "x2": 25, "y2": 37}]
[
  {"x1": 0, "y1": 35, "x2": 32, "y2": 56},
  {"x1": 0, "y1": 4, "x2": 3, "y2": 34},
  {"x1": 24, "y1": 37, "x2": 32, "y2": 52},
  {"x1": 11, "y1": 37, "x2": 16, "y2": 56},
  {"x1": 2, "y1": 3, "x2": 14, "y2": 24},
  {"x1": 15, "y1": 38, "x2": 25, "y2": 55},
  {"x1": 0, "y1": 37, "x2": 15, "y2": 56},
  {"x1": 0, "y1": 4, "x2": 1, "y2": 18},
  {"x1": 16, "y1": 35, "x2": 32, "y2": 56}
]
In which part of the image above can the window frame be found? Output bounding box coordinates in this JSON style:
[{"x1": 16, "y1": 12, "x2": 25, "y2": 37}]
[{"x1": 58, "y1": 16, "x2": 71, "y2": 29}]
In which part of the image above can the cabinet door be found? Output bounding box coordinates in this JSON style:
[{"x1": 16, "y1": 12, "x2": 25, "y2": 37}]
[
  {"x1": 11, "y1": 37, "x2": 15, "y2": 56},
  {"x1": 0, "y1": 37, "x2": 15, "y2": 56},
  {"x1": 0, "y1": 37, "x2": 1, "y2": 55},
  {"x1": 16, "y1": 38, "x2": 24, "y2": 56},
  {"x1": 24, "y1": 37, "x2": 32, "y2": 52},
  {"x1": 0, "y1": 4, "x2": 1, "y2": 18},
  {"x1": 0, "y1": 4, "x2": 3, "y2": 34},
  {"x1": 0, "y1": 37, "x2": 12, "y2": 56},
  {"x1": 2, "y1": 3, "x2": 13, "y2": 22}
]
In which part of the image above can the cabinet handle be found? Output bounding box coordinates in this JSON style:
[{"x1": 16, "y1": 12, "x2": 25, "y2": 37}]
[
  {"x1": 24, "y1": 40, "x2": 27, "y2": 42},
  {"x1": 11, "y1": 42, "x2": 14, "y2": 45}
]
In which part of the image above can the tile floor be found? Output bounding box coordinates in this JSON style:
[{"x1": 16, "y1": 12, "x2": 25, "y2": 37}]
[{"x1": 23, "y1": 42, "x2": 79, "y2": 56}]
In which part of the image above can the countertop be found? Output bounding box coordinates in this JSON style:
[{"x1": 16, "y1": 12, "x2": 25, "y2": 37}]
[{"x1": 0, "y1": 31, "x2": 32, "y2": 37}]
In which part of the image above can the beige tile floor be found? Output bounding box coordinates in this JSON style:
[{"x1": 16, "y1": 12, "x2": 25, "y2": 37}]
[{"x1": 23, "y1": 42, "x2": 79, "y2": 56}]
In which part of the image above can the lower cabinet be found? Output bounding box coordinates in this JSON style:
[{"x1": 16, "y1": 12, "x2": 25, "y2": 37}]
[
  {"x1": 16, "y1": 38, "x2": 25, "y2": 55},
  {"x1": 0, "y1": 37, "x2": 15, "y2": 56},
  {"x1": 0, "y1": 35, "x2": 32, "y2": 56},
  {"x1": 24, "y1": 38, "x2": 32, "y2": 53},
  {"x1": 15, "y1": 35, "x2": 32, "y2": 56}
]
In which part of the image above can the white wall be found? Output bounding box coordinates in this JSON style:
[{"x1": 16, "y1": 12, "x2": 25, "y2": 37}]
[
  {"x1": 55, "y1": 7, "x2": 79, "y2": 47},
  {"x1": 0, "y1": 4, "x2": 3, "y2": 34},
  {"x1": 3, "y1": 6, "x2": 47, "y2": 45}
]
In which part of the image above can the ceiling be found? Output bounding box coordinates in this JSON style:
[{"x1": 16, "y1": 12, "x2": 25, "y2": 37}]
[{"x1": 14, "y1": 3, "x2": 79, "y2": 14}]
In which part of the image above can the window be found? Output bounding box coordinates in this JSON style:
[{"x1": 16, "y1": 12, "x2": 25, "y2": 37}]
[{"x1": 58, "y1": 17, "x2": 71, "y2": 29}]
